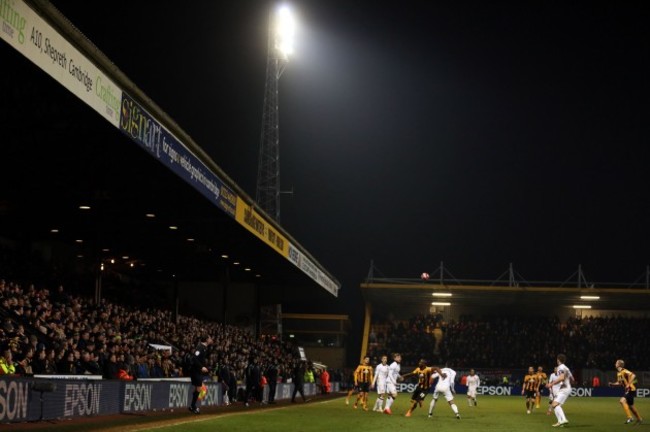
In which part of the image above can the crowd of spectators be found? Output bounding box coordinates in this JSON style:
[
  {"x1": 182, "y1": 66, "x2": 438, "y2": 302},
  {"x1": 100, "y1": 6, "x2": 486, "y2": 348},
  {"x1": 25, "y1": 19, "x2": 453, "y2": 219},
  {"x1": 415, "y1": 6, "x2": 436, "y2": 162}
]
[
  {"x1": 0, "y1": 277, "x2": 301, "y2": 386},
  {"x1": 368, "y1": 313, "x2": 650, "y2": 370}
]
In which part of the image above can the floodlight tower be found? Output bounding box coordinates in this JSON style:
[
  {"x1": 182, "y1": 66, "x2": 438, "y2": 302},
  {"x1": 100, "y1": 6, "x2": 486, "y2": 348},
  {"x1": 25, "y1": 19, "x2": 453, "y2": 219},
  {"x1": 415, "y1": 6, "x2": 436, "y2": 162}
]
[{"x1": 256, "y1": 5, "x2": 295, "y2": 222}]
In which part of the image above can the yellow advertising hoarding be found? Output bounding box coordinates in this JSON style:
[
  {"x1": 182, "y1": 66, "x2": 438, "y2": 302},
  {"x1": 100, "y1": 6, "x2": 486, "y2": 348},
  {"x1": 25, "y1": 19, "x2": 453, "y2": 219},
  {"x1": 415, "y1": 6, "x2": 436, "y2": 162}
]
[{"x1": 235, "y1": 197, "x2": 289, "y2": 258}]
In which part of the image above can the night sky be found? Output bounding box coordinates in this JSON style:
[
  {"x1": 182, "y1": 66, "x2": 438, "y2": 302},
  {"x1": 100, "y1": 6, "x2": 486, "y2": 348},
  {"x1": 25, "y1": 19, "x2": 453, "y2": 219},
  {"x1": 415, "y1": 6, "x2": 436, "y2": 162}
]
[{"x1": 46, "y1": 1, "x2": 649, "y2": 298}]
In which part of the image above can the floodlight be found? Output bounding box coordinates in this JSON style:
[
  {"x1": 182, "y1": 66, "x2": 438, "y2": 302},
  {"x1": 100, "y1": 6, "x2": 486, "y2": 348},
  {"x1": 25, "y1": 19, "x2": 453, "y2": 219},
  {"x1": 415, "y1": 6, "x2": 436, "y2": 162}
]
[
  {"x1": 431, "y1": 302, "x2": 451, "y2": 306},
  {"x1": 275, "y1": 5, "x2": 295, "y2": 59},
  {"x1": 432, "y1": 292, "x2": 453, "y2": 297},
  {"x1": 580, "y1": 295, "x2": 600, "y2": 300},
  {"x1": 572, "y1": 305, "x2": 592, "y2": 309}
]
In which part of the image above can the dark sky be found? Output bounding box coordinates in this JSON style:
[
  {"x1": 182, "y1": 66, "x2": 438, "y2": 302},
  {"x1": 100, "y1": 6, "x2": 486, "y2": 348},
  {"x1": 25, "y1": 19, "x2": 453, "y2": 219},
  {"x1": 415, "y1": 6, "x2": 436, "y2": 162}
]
[{"x1": 47, "y1": 0, "x2": 649, "y2": 296}]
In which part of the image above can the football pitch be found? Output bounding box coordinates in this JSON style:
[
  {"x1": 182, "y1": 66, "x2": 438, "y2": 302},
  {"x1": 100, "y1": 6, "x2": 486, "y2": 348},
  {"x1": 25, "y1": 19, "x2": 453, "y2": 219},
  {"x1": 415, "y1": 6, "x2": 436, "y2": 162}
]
[{"x1": 111, "y1": 395, "x2": 647, "y2": 432}]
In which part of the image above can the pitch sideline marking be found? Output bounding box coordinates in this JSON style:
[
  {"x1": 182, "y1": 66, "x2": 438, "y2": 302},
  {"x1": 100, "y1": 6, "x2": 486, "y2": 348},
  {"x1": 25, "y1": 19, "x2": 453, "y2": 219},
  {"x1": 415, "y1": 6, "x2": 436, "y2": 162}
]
[{"x1": 115, "y1": 398, "x2": 342, "y2": 432}]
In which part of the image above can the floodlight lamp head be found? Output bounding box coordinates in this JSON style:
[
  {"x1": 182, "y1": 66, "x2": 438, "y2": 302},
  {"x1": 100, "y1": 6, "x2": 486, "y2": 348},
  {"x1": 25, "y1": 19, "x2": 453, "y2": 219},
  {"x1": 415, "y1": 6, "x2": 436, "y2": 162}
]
[{"x1": 274, "y1": 5, "x2": 295, "y2": 60}]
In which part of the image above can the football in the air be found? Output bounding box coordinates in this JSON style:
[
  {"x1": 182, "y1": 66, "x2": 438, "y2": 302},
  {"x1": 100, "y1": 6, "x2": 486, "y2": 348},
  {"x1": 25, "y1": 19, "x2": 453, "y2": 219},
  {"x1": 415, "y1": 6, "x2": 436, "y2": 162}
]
[{"x1": 421, "y1": 272, "x2": 430, "y2": 280}]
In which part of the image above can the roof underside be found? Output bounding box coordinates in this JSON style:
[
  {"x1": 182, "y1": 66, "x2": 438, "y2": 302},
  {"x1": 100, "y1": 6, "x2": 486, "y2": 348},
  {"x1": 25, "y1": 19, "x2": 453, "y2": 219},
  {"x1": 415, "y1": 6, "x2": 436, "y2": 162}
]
[
  {"x1": 361, "y1": 281, "x2": 650, "y2": 319},
  {"x1": 0, "y1": 35, "x2": 336, "y2": 309}
]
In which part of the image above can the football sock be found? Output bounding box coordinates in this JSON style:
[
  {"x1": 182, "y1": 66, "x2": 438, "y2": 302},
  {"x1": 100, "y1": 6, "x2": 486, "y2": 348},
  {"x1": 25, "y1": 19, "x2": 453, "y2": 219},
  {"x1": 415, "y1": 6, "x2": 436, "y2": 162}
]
[
  {"x1": 451, "y1": 403, "x2": 459, "y2": 415},
  {"x1": 191, "y1": 390, "x2": 199, "y2": 408},
  {"x1": 386, "y1": 396, "x2": 394, "y2": 409},
  {"x1": 623, "y1": 403, "x2": 632, "y2": 419},
  {"x1": 554, "y1": 405, "x2": 566, "y2": 423}
]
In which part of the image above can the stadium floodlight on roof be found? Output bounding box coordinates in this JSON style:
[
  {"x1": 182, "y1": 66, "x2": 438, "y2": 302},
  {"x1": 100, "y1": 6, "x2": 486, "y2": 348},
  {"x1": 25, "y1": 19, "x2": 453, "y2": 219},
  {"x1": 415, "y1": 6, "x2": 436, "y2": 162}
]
[
  {"x1": 431, "y1": 302, "x2": 451, "y2": 306},
  {"x1": 572, "y1": 305, "x2": 592, "y2": 309},
  {"x1": 580, "y1": 295, "x2": 600, "y2": 300},
  {"x1": 432, "y1": 292, "x2": 453, "y2": 297}
]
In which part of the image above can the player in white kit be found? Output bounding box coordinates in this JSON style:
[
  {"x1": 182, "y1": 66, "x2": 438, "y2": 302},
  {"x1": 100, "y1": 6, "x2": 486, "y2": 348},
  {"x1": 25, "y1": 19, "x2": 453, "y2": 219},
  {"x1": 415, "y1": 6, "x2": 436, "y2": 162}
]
[
  {"x1": 371, "y1": 355, "x2": 390, "y2": 412},
  {"x1": 466, "y1": 369, "x2": 480, "y2": 406},
  {"x1": 428, "y1": 366, "x2": 461, "y2": 419},
  {"x1": 546, "y1": 366, "x2": 561, "y2": 415},
  {"x1": 546, "y1": 354, "x2": 571, "y2": 427},
  {"x1": 383, "y1": 353, "x2": 402, "y2": 415}
]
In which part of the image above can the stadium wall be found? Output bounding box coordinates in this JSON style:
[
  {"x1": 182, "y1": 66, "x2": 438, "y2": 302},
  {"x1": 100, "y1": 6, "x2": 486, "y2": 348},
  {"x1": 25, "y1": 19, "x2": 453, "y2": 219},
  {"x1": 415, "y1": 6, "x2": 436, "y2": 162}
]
[{"x1": 0, "y1": 376, "x2": 339, "y2": 423}]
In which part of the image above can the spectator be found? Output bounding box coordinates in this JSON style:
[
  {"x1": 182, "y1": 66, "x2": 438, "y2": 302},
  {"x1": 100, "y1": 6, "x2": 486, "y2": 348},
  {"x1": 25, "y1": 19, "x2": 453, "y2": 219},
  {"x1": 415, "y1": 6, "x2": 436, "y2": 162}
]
[
  {"x1": 80, "y1": 351, "x2": 101, "y2": 375},
  {"x1": 304, "y1": 362, "x2": 315, "y2": 383},
  {"x1": 320, "y1": 368, "x2": 331, "y2": 394},
  {"x1": 592, "y1": 375, "x2": 600, "y2": 387},
  {"x1": 0, "y1": 349, "x2": 16, "y2": 375},
  {"x1": 245, "y1": 357, "x2": 261, "y2": 405},
  {"x1": 135, "y1": 356, "x2": 150, "y2": 378},
  {"x1": 265, "y1": 361, "x2": 279, "y2": 403},
  {"x1": 103, "y1": 353, "x2": 119, "y2": 379},
  {"x1": 58, "y1": 351, "x2": 77, "y2": 375}
]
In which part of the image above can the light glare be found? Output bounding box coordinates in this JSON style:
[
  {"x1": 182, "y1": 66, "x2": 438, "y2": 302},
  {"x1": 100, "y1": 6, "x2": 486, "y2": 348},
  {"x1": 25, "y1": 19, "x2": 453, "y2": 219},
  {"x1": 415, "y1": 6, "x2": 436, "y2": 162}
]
[{"x1": 275, "y1": 6, "x2": 295, "y2": 58}]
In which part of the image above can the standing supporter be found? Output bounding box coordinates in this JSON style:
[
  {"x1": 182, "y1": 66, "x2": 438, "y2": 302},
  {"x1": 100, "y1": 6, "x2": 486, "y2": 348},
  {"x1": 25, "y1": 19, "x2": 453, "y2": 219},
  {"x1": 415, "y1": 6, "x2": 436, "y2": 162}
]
[
  {"x1": 58, "y1": 351, "x2": 77, "y2": 375},
  {"x1": 266, "y1": 361, "x2": 279, "y2": 403},
  {"x1": 320, "y1": 367, "x2": 331, "y2": 395},
  {"x1": 244, "y1": 357, "x2": 261, "y2": 406},
  {"x1": 103, "y1": 353, "x2": 119, "y2": 379},
  {"x1": 0, "y1": 349, "x2": 16, "y2": 375}
]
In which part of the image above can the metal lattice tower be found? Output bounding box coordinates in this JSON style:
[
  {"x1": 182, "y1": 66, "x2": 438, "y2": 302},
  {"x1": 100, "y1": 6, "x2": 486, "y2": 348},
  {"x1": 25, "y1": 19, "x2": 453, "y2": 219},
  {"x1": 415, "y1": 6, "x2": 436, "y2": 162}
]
[{"x1": 256, "y1": 6, "x2": 293, "y2": 222}]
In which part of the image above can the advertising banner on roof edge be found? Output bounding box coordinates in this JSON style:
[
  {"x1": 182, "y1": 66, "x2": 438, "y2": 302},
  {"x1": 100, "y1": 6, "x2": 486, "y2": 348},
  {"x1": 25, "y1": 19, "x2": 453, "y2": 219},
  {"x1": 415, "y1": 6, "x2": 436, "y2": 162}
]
[
  {"x1": 288, "y1": 244, "x2": 339, "y2": 297},
  {"x1": 0, "y1": 0, "x2": 237, "y2": 218},
  {"x1": 119, "y1": 92, "x2": 237, "y2": 218},
  {"x1": 235, "y1": 197, "x2": 289, "y2": 257},
  {"x1": 235, "y1": 197, "x2": 339, "y2": 296},
  {"x1": 0, "y1": 0, "x2": 122, "y2": 126}
]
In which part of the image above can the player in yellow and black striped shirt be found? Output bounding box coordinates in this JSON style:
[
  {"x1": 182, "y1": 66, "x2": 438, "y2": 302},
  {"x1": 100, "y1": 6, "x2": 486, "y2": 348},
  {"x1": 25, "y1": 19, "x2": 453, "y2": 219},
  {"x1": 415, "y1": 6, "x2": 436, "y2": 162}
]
[
  {"x1": 535, "y1": 366, "x2": 547, "y2": 409},
  {"x1": 352, "y1": 356, "x2": 374, "y2": 411},
  {"x1": 609, "y1": 359, "x2": 643, "y2": 425},
  {"x1": 521, "y1": 366, "x2": 539, "y2": 414},
  {"x1": 401, "y1": 359, "x2": 444, "y2": 417}
]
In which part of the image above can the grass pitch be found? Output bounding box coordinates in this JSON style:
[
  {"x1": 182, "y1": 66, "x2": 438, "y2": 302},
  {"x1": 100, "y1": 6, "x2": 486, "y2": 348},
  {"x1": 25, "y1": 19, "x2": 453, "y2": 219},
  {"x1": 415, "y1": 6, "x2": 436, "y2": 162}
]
[
  {"x1": 143, "y1": 394, "x2": 646, "y2": 432},
  {"x1": 17, "y1": 394, "x2": 646, "y2": 432}
]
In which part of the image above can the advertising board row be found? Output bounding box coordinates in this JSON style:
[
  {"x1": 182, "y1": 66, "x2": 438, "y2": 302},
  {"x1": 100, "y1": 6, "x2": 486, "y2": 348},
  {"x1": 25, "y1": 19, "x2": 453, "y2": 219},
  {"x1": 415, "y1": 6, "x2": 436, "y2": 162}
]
[
  {"x1": 0, "y1": 0, "x2": 340, "y2": 296},
  {"x1": 0, "y1": 377, "x2": 334, "y2": 423},
  {"x1": 395, "y1": 383, "x2": 650, "y2": 399}
]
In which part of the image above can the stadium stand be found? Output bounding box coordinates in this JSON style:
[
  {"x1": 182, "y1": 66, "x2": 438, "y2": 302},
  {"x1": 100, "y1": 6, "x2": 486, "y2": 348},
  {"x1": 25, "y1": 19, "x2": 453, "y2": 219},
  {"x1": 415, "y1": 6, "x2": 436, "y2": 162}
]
[
  {"x1": 0, "y1": 274, "x2": 301, "y2": 384},
  {"x1": 367, "y1": 313, "x2": 650, "y2": 372}
]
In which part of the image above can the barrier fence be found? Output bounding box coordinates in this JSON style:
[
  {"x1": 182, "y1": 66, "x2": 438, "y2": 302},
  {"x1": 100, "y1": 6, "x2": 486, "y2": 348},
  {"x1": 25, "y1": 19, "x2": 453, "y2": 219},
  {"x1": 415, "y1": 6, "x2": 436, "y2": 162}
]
[
  {"x1": 0, "y1": 376, "x2": 339, "y2": 423},
  {"x1": 2, "y1": 374, "x2": 644, "y2": 424},
  {"x1": 395, "y1": 383, "x2": 649, "y2": 398}
]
